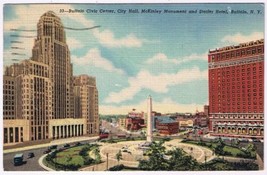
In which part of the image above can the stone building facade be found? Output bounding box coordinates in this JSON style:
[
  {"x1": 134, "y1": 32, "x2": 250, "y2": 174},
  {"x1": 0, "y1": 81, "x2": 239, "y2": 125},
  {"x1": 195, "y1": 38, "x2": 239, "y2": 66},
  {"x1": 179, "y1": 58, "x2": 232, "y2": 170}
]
[{"x1": 3, "y1": 11, "x2": 99, "y2": 146}]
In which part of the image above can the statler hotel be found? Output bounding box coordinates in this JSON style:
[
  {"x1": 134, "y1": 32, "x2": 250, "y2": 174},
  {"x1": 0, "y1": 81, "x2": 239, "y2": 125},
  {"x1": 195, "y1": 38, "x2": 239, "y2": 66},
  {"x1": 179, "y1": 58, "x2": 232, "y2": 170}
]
[
  {"x1": 3, "y1": 11, "x2": 99, "y2": 147},
  {"x1": 208, "y1": 39, "x2": 264, "y2": 139}
]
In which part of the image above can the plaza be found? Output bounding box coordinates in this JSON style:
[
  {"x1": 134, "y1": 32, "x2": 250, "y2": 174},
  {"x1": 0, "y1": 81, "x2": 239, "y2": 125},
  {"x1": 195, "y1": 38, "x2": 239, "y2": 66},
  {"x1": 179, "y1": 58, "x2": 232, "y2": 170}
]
[{"x1": 80, "y1": 139, "x2": 215, "y2": 171}]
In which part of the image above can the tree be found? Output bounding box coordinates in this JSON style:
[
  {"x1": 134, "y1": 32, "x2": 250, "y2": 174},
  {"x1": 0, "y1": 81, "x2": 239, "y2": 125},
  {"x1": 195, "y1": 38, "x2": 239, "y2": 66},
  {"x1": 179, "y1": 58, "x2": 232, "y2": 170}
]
[
  {"x1": 138, "y1": 141, "x2": 169, "y2": 170},
  {"x1": 115, "y1": 150, "x2": 122, "y2": 165},
  {"x1": 138, "y1": 141, "x2": 200, "y2": 171},
  {"x1": 92, "y1": 147, "x2": 101, "y2": 163},
  {"x1": 168, "y1": 148, "x2": 199, "y2": 170},
  {"x1": 244, "y1": 143, "x2": 256, "y2": 158},
  {"x1": 234, "y1": 139, "x2": 240, "y2": 148},
  {"x1": 214, "y1": 137, "x2": 225, "y2": 155}
]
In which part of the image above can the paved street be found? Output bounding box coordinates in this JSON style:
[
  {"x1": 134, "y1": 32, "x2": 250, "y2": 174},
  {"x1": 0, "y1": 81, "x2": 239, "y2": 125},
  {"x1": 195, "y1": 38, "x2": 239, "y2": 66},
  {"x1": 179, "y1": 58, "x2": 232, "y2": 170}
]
[
  {"x1": 4, "y1": 147, "x2": 46, "y2": 171},
  {"x1": 3, "y1": 136, "x2": 98, "y2": 171}
]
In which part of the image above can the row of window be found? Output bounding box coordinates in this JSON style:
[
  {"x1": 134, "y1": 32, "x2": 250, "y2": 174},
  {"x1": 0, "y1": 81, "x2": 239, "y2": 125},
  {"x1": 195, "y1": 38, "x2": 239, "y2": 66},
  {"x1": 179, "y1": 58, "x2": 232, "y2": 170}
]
[
  {"x1": 3, "y1": 95, "x2": 15, "y2": 100},
  {"x1": 211, "y1": 109, "x2": 263, "y2": 113},
  {"x1": 3, "y1": 90, "x2": 14, "y2": 95},
  {"x1": 4, "y1": 80, "x2": 15, "y2": 85},
  {"x1": 212, "y1": 67, "x2": 262, "y2": 76},
  {"x1": 3, "y1": 111, "x2": 15, "y2": 116},
  {"x1": 210, "y1": 46, "x2": 263, "y2": 62}
]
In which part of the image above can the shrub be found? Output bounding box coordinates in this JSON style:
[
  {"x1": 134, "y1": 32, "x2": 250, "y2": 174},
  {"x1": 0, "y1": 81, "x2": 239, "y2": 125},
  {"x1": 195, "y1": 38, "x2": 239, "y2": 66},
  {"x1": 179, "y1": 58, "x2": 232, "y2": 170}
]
[
  {"x1": 162, "y1": 137, "x2": 171, "y2": 142},
  {"x1": 84, "y1": 157, "x2": 94, "y2": 165},
  {"x1": 109, "y1": 164, "x2": 125, "y2": 171},
  {"x1": 65, "y1": 163, "x2": 81, "y2": 171},
  {"x1": 79, "y1": 146, "x2": 90, "y2": 156}
]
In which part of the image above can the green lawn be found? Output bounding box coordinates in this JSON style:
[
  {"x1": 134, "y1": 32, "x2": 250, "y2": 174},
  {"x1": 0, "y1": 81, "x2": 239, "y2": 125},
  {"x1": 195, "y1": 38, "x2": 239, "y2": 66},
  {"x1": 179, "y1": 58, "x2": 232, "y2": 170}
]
[
  {"x1": 223, "y1": 145, "x2": 244, "y2": 157},
  {"x1": 183, "y1": 140, "x2": 254, "y2": 158},
  {"x1": 53, "y1": 145, "x2": 85, "y2": 165}
]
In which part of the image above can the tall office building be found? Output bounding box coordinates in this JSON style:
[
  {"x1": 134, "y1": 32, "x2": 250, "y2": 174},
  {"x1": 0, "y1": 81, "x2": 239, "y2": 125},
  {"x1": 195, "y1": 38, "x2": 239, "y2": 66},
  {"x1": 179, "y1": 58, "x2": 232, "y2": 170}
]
[
  {"x1": 208, "y1": 39, "x2": 264, "y2": 139},
  {"x1": 73, "y1": 75, "x2": 99, "y2": 136},
  {"x1": 3, "y1": 11, "x2": 99, "y2": 146}
]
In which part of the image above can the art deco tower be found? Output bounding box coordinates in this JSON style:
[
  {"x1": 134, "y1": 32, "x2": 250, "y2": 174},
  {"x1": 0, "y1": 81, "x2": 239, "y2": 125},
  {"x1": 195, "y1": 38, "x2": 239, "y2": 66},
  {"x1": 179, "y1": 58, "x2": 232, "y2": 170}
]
[
  {"x1": 31, "y1": 11, "x2": 74, "y2": 119},
  {"x1": 4, "y1": 11, "x2": 99, "y2": 145}
]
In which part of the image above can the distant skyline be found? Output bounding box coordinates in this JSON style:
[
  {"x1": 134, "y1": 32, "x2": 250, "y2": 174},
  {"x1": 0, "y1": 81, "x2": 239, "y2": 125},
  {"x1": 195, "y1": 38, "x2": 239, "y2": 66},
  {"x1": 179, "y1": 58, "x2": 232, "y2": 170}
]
[{"x1": 3, "y1": 4, "x2": 264, "y2": 114}]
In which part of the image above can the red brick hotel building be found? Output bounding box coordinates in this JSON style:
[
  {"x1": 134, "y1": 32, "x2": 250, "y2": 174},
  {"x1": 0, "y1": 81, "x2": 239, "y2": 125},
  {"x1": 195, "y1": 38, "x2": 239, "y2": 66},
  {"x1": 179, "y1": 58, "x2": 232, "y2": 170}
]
[{"x1": 208, "y1": 39, "x2": 264, "y2": 139}]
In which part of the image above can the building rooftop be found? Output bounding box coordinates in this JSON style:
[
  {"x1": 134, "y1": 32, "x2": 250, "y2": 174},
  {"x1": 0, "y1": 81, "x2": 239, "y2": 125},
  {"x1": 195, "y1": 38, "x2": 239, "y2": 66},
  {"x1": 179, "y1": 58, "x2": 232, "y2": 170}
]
[
  {"x1": 155, "y1": 116, "x2": 176, "y2": 124},
  {"x1": 209, "y1": 39, "x2": 264, "y2": 54}
]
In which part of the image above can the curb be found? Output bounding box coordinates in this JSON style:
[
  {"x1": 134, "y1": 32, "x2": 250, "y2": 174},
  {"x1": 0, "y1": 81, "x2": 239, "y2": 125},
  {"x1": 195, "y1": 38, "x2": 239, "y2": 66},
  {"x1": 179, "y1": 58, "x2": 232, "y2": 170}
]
[{"x1": 38, "y1": 154, "x2": 55, "y2": 171}]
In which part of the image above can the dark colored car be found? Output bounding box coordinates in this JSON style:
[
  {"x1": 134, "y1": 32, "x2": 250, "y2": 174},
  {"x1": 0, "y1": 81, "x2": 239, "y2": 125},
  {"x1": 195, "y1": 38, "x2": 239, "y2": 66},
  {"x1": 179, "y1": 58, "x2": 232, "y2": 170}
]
[
  {"x1": 252, "y1": 139, "x2": 261, "y2": 142},
  {"x1": 63, "y1": 144, "x2": 70, "y2": 148},
  {"x1": 27, "y1": 152, "x2": 35, "y2": 158},
  {"x1": 43, "y1": 149, "x2": 51, "y2": 154},
  {"x1": 75, "y1": 142, "x2": 82, "y2": 146},
  {"x1": 49, "y1": 145, "x2": 58, "y2": 150}
]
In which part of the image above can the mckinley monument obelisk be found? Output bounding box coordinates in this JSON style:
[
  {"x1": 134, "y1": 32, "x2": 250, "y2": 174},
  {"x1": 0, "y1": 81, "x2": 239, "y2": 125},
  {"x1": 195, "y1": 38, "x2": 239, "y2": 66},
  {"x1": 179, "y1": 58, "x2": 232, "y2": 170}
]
[{"x1": 147, "y1": 95, "x2": 153, "y2": 142}]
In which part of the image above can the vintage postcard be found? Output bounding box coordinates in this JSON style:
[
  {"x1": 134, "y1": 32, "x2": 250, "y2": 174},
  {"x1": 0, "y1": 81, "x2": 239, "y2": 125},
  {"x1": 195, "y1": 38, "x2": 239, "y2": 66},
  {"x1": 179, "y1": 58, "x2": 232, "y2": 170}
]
[{"x1": 1, "y1": 2, "x2": 265, "y2": 173}]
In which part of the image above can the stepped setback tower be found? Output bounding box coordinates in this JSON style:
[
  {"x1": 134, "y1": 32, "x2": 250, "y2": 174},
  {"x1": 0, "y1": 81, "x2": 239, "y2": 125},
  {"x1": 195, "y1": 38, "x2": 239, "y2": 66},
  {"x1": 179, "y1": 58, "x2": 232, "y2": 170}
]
[{"x1": 3, "y1": 11, "x2": 99, "y2": 146}]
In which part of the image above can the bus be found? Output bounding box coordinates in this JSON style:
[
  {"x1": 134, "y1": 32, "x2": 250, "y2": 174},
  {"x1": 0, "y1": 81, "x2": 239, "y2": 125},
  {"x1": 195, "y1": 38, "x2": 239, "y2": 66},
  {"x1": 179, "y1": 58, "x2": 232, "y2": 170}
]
[{"x1": 14, "y1": 153, "x2": 24, "y2": 166}]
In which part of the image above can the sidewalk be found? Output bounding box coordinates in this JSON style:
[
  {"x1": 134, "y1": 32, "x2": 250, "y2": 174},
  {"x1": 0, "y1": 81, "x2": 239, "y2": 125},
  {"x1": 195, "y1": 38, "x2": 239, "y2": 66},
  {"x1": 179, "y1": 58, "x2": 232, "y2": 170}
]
[
  {"x1": 256, "y1": 154, "x2": 264, "y2": 170},
  {"x1": 3, "y1": 136, "x2": 99, "y2": 154},
  {"x1": 38, "y1": 154, "x2": 54, "y2": 171}
]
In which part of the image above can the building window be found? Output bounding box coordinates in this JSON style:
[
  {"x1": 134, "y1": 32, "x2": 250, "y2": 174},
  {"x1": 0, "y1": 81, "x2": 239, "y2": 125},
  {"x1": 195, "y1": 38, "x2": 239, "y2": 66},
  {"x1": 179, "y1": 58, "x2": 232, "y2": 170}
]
[{"x1": 4, "y1": 128, "x2": 8, "y2": 143}]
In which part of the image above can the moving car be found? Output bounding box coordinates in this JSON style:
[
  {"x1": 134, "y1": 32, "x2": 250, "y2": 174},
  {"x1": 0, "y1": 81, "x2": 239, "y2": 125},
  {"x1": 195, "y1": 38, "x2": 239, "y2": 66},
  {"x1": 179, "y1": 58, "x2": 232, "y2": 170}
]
[
  {"x1": 14, "y1": 153, "x2": 24, "y2": 166},
  {"x1": 27, "y1": 152, "x2": 35, "y2": 158}
]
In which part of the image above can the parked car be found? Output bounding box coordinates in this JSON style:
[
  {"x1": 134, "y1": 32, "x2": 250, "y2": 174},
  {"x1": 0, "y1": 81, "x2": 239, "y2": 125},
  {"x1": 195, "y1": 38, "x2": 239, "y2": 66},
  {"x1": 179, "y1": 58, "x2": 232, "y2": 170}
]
[
  {"x1": 252, "y1": 138, "x2": 261, "y2": 142},
  {"x1": 75, "y1": 142, "x2": 82, "y2": 146},
  {"x1": 27, "y1": 152, "x2": 35, "y2": 158},
  {"x1": 43, "y1": 149, "x2": 51, "y2": 154},
  {"x1": 238, "y1": 138, "x2": 249, "y2": 142},
  {"x1": 63, "y1": 143, "x2": 70, "y2": 148},
  {"x1": 49, "y1": 145, "x2": 58, "y2": 150}
]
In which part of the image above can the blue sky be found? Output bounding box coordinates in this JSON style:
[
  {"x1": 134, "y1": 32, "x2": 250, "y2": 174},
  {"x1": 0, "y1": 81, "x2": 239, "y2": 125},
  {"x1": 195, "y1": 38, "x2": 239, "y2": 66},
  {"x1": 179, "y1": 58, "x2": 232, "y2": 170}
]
[{"x1": 3, "y1": 3, "x2": 264, "y2": 114}]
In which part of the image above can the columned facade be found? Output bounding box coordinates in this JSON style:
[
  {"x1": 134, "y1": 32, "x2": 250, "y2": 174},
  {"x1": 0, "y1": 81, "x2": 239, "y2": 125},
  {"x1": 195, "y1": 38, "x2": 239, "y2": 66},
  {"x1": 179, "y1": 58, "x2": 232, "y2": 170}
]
[
  {"x1": 49, "y1": 118, "x2": 86, "y2": 139},
  {"x1": 51, "y1": 124, "x2": 84, "y2": 139}
]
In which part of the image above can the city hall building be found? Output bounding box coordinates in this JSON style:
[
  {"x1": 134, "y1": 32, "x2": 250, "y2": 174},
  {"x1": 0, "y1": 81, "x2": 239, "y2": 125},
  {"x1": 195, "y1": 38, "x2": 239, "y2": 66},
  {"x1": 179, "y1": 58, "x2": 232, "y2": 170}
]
[
  {"x1": 208, "y1": 39, "x2": 264, "y2": 139},
  {"x1": 3, "y1": 11, "x2": 99, "y2": 146}
]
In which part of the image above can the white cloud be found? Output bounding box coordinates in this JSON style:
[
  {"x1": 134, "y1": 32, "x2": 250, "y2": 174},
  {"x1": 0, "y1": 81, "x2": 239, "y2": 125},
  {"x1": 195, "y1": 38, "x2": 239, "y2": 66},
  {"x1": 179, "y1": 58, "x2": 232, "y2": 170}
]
[
  {"x1": 93, "y1": 29, "x2": 143, "y2": 48},
  {"x1": 104, "y1": 67, "x2": 207, "y2": 104},
  {"x1": 67, "y1": 37, "x2": 84, "y2": 50},
  {"x1": 4, "y1": 4, "x2": 143, "y2": 68},
  {"x1": 4, "y1": 4, "x2": 78, "y2": 33},
  {"x1": 146, "y1": 53, "x2": 178, "y2": 64},
  {"x1": 100, "y1": 98, "x2": 205, "y2": 115},
  {"x1": 221, "y1": 32, "x2": 264, "y2": 44},
  {"x1": 145, "y1": 53, "x2": 207, "y2": 65},
  {"x1": 72, "y1": 48, "x2": 124, "y2": 75}
]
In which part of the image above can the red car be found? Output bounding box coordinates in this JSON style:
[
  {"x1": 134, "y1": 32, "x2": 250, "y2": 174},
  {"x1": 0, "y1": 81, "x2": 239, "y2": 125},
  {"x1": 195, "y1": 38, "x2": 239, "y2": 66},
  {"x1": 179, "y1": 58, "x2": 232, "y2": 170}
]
[{"x1": 198, "y1": 130, "x2": 203, "y2": 135}]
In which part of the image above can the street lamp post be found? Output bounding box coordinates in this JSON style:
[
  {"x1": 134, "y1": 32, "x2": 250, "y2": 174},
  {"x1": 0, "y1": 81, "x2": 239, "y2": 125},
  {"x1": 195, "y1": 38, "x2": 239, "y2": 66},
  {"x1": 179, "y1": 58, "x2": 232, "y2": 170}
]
[
  {"x1": 204, "y1": 152, "x2": 207, "y2": 170},
  {"x1": 106, "y1": 153, "x2": 109, "y2": 170}
]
